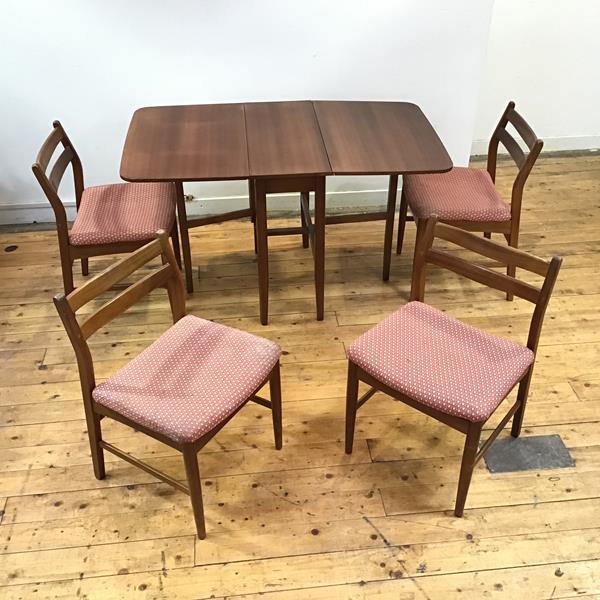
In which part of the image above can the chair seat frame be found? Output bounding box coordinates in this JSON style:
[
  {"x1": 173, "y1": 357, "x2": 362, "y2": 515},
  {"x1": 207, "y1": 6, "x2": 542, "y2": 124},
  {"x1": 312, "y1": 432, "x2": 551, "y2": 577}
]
[
  {"x1": 396, "y1": 101, "x2": 544, "y2": 301},
  {"x1": 54, "y1": 232, "x2": 282, "y2": 538},
  {"x1": 33, "y1": 120, "x2": 182, "y2": 294},
  {"x1": 346, "y1": 217, "x2": 562, "y2": 516}
]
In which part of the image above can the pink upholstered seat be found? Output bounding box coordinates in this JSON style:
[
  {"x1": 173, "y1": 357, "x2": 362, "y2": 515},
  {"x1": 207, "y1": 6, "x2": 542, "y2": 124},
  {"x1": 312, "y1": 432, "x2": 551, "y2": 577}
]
[
  {"x1": 347, "y1": 301, "x2": 533, "y2": 422},
  {"x1": 69, "y1": 182, "x2": 176, "y2": 246},
  {"x1": 93, "y1": 315, "x2": 281, "y2": 443},
  {"x1": 403, "y1": 167, "x2": 511, "y2": 222}
]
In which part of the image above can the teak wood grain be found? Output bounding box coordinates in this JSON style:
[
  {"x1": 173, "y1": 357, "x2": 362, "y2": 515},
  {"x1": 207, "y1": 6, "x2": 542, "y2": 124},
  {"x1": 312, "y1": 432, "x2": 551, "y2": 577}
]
[
  {"x1": 244, "y1": 101, "x2": 332, "y2": 178},
  {"x1": 120, "y1": 104, "x2": 249, "y2": 182},
  {"x1": 32, "y1": 121, "x2": 182, "y2": 295},
  {"x1": 1, "y1": 154, "x2": 600, "y2": 597},
  {"x1": 119, "y1": 100, "x2": 452, "y2": 321},
  {"x1": 313, "y1": 101, "x2": 452, "y2": 175}
]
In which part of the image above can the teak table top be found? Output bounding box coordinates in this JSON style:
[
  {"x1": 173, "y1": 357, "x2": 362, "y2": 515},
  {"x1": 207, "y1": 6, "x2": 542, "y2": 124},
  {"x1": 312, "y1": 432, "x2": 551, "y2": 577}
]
[
  {"x1": 244, "y1": 101, "x2": 331, "y2": 178},
  {"x1": 120, "y1": 100, "x2": 451, "y2": 182},
  {"x1": 313, "y1": 101, "x2": 452, "y2": 175},
  {"x1": 120, "y1": 104, "x2": 248, "y2": 182}
]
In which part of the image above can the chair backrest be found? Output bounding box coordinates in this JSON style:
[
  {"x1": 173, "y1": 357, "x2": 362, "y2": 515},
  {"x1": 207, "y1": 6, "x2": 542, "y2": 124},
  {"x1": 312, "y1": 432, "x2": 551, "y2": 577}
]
[
  {"x1": 486, "y1": 101, "x2": 543, "y2": 217},
  {"x1": 53, "y1": 231, "x2": 186, "y2": 406},
  {"x1": 31, "y1": 121, "x2": 84, "y2": 241},
  {"x1": 411, "y1": 217, "x2": 562, "y2": 354}
]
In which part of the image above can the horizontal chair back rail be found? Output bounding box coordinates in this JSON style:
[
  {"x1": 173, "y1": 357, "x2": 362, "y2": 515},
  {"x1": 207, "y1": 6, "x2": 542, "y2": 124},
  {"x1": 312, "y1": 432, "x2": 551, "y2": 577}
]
[
  {"x1": 487, "y1": 101, "x2": 543, "y2": 186},
  {"x1": 411, "y1": 219, "x2": 562, "y2": 354},
  {"x1": 54, "y1": 231, "x2": 185, "y2": 387}
]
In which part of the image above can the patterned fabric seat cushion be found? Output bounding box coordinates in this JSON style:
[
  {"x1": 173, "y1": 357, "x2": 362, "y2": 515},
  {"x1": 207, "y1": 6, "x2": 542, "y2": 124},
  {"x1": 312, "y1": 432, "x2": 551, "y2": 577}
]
[
  {"x1": 403, "y1": 167, "x2": 511, "y2": 222},
  {"x1": 69, "y1": 182, "x2": 176, "y2": 246},
  {"x1": 93, "y1": 315, "x2": 281, "y2": 443},
  {"x1": 347, "y1": 302, "x2": 533, "y2": 422}
]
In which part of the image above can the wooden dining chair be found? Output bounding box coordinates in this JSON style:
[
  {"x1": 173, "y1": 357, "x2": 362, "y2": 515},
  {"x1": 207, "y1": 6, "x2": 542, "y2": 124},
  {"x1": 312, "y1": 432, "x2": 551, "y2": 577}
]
[
  {"x1": 53, "y1": 231, "x2": 283, "y2": 539},
  {"x1": 396, "y1": 101, "x2": 543, "y2": 300},
  {"x1": 32, "y1": 120, "x2": 181, "y2": 294},
  {"x1": 346, "y1": 217, "x2": 561, "y2": 516}
]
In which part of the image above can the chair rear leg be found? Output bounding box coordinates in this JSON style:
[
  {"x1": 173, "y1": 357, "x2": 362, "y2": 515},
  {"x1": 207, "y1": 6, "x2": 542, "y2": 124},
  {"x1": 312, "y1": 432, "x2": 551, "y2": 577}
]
[
  {"x1": 61, "y1": 256, "x2": 75, "y2": 295},
  {"x1": 345, "y1": 361, "x2": 360, "y2": 454},
  {"x1": 183, "y1": 446, "x2": 207, "y2": 539},
  {"x1": 81, "y1": 257, "x2": 89, "y2": 276},
  {"x1": 170, "y1": 221, "x2": 182, "y2": 269},
  {"x1": 484, "y1": 232, "x2": 491, "y2": 239},
  {"x1": 395, "y1": 189, "x2": 408, "y2": 255},
  {"x1": 175, "y1": 183, "x2": 194, "y2": 294},
  {"x1": 511, "y1": 369, "x2": 533, "y2": 438},
  {"x1": 269, "y1": 361, "x2": 283, "y2": 450},
  {"x1": 506, "y1": 263, "x2": 516, "y2": 301},
  {"x1": 454, "y1": 422, "x2": 481, "y2": 517},
  {"x1": 86, "y1": 412, "x2": 105, "y2": 480}
]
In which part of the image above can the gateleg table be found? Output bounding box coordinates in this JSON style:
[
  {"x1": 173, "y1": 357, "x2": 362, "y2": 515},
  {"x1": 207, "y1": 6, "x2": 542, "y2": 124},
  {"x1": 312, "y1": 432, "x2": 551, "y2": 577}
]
[{"x1": 120, "y1": 100, "x2": 452, "y2": 324}]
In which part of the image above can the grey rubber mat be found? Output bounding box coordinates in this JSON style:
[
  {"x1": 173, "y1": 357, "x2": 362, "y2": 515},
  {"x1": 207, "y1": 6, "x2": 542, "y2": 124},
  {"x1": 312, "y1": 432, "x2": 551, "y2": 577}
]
[{"x1": 483, "y1": 434, "x2": 575, "y2": 473}]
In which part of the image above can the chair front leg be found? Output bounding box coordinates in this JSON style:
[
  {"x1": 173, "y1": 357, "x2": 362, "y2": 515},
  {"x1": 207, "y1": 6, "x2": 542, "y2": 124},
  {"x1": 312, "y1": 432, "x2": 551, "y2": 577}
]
[
  {"x1": 454, "y1": 422, "x2": 482, "y2": 517},
  {"x1": 269, "y1": 361, "x2": 283, "y2": 450},
  {"x1": 183, "y1": 445, "x2": 207, "y2": 539},
  {"x1": 345, "y1": 361, "x2": 360, "y2": 454}
]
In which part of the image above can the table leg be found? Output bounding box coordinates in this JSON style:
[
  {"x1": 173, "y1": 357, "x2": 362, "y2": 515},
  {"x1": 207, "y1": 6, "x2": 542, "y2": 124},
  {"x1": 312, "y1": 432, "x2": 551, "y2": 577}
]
[
  {"x1": 382, "y1": 174, "x2": 398, "y2": 281},
  {"x1": 254, "y1": 179, "x2": 270, "y2": 325},
  {"x1": 248, "y1": 179, "x2": 258, "y2": 254},
  {"x1": 314, "y1": 177, "x2": 326, "y2": 320},
  {"x1": 175, "y1": 182, "x2": 194, "y2": 294},
  {"x1": 300, "y1": 192, "x2": 310, "y2": 248}
]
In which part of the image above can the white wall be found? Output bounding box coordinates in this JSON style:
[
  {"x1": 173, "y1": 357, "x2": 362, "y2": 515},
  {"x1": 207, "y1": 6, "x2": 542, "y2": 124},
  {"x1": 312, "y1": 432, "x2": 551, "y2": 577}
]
[
  {"x1": 0, "y1": 0, "x2": 494, "y2": 224},
  {"x1": 473, "y1": 0, "x2": 600, "y2": 154}
]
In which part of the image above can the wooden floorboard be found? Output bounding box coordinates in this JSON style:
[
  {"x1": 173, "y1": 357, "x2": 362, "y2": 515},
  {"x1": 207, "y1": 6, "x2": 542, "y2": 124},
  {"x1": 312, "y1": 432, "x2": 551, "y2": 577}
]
[{"x1": 1, "y1": 155, "x2": 599, "y2": 598}]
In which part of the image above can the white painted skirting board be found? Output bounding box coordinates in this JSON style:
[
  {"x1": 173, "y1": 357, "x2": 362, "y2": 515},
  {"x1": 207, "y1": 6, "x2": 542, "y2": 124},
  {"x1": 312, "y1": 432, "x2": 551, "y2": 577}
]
[
  {"x1": 0, "y1": 188, "x2": 395, "y2": 226},
  {"x1": 4, "y1": 138, "x2": 600, "y2": 225}
]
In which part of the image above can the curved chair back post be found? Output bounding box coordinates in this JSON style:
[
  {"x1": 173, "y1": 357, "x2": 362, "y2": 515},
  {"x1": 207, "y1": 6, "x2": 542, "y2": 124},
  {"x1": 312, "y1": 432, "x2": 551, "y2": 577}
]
[
  {"x1": 63, "y1": 231, "x2": 184, "y2": 339},
  {"x1": 52, "y1": 120, "x2": 85, "y2": 208},
  {"x1": 486, "y1": 101, "x2": 515, "y2": 182},
  {"x1": 526, "y1": 255, "x2": 562, "y2": 354},
  {"x1": 53, "y1": 290, "x2": 97, "y2": 424},
  {"x1": 510, "y1": 137, "x2": 543, "y2": 228},
  {"x1": 32, "y1": 121, "x2": 84, "y2": 221},
  {"x1": 32, "y1": 121, "x2": 88, "y2": 293},
  {"x1": 487, "y1": 101, "x2": 544, "y2": 217}
]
